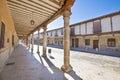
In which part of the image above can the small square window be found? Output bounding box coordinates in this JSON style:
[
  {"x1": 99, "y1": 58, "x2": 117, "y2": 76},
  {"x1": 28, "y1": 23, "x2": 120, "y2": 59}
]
[
  {"x1": 107, "y1": 38, "x2": 116, "y2": 47},
  {"x1": 85, "y1": 39, "x2": 90, "y2": 45}
]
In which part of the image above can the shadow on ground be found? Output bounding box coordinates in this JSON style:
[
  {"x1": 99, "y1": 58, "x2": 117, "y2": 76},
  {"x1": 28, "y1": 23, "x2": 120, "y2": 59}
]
[
  {"x1": 68, "y1": 70, "x2": 83, "y2": 80},
  {"x1": 30, "y1": 45, "x2": 83, "y2": 80},
  {"x1": 43, "y1": 57, "x2": 83, "y2": 80}
]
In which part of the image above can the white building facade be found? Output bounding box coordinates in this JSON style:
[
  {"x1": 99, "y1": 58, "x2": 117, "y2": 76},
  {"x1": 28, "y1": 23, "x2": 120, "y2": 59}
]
[{"x1": 35, "y1": 11, "x2": 120, "y2": 52}]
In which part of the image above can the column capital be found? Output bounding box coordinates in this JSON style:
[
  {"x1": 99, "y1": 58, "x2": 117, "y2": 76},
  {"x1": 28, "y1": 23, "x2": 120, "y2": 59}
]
[
  {"x1": 63, "y1": 9, "x2": 72, "y2": 17},
  {"x1": 38, "y1": 28, "x2": 40, "y2": 31},
  {"x1": 43, "y1": 26, "x2": 47, "y2": 30}
]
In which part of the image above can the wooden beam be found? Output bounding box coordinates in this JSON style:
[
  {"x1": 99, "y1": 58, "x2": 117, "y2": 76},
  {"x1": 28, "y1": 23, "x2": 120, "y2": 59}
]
[{"x1": 28, "y1": 0, "x2": 75, "y2": 36}]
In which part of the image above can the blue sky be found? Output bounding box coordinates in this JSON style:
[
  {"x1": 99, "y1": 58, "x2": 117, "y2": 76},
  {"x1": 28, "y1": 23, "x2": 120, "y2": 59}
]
[{"x1": 47, "y1": 0, "x2": 120, "y2": 31}]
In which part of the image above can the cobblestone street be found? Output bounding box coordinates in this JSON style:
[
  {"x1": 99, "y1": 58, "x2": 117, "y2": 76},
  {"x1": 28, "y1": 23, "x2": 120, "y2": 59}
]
[{"x1": 33, "y1": 45, "x2": 120, "y2": 80}]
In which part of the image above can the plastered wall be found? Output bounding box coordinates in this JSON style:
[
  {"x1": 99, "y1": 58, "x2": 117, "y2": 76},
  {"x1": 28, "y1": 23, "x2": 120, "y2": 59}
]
[{"x1": 0, "y1": 0, "x2": 18, "y2": 72}]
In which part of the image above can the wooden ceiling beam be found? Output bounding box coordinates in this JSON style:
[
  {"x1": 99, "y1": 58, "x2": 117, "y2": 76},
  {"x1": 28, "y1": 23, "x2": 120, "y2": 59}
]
[
  {"x1": 29, "y1": 0, "x2": 58, "y2": 11},
  {"x1": 9, "y1": 8, "x2": 48, "y2": 18},
  {"x1": 7, "y1": 0, "x2": 52, "y2": 15},
  {"x1": 28, "y1": 0, "x2": 75, "y2": 35},
  {"x1": 18, "y1": 0, "x2": 56, "y2": 13}
]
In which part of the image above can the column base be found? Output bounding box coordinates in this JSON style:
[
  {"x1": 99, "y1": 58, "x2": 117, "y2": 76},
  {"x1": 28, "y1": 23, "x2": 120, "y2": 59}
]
[
  {"x1": 42, "y1": 54, "x2": 46, "y2": 57},
  {"x1": 37, "y1": 51, "x2": 40, "y2": 54},
  {"x1": 61, "y1": 64, "x2": 72, "y2": 73}
]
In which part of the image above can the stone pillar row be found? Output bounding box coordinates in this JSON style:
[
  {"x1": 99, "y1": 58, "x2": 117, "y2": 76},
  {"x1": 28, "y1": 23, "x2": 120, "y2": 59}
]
[{"x1": 28, "y1": 9, "x2": 72, "y2": 73}]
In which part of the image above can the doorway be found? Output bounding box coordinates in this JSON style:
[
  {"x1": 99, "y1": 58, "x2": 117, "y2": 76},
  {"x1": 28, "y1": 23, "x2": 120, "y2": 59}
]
[
  {"x1": 72, "y1": 39, "x2": 74, "y2": 47},
  {"x1": 75, "y1": 38, "x2": 79, "y2": 48},
  {"x1": 93, "y1": 40, "x2": 99, "y2": 49}
]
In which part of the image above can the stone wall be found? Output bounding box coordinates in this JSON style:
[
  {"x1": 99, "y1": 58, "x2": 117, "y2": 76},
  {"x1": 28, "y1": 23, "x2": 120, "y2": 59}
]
[{"x1": 0, "y1": 0, "x2": 18, "y2": 72}]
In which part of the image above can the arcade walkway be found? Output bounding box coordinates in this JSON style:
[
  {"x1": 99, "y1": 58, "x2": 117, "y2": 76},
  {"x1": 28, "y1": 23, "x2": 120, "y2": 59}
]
[{"x1": 0, "y1": 44, "x2": 76, "y2": 80}]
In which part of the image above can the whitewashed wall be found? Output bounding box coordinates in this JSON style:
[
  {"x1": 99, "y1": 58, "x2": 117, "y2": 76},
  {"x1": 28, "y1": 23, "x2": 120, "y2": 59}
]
[
  {"x1": 34, "y1": 34, "x2": 38, "y2": 39},
  {"x1": 101, "y1": 17, "x2": 111, "y2": 32},
  {"x1": 87, "y1": 22, "x2": 93, "y2": 34},
  {"x1": 57, "y1": 29, "x2": 61, "y2": 36},
  {"x1": 79, "y1": 25, "x2": 81, "y2": 34},
  {"x1": 75, "y1": 25, "x2": 80, "y2": 35},
  {"x1": 40, "y1": 33, "x2": 43, "y2": 38},
  {"x1": 47, "y1": 32, "x2": 51, "y2": 37},
  {"x1": 112, "y1": 15, "x2": 120, "y2": 31},
  {"x1": 81, "y1": 24, "x2": 86, "y2": 35},
  {"x1": 52, "y1": 31, "x2": 55, "y2": 37},
  {"x1": 43, "y1": 13, "x2": 120, "y2": 38}
]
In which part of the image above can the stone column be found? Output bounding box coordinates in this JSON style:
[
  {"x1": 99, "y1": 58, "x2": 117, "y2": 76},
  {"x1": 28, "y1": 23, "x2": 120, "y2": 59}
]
[
  {"x1": 31, "y1": 33, "x2": 34, "y2": 52},
  {"x1": 61, "y1": 9, "x2": 72, "y2": 72},
  {"x1": 28, "y1": 36, "x2": 30, "y2": 49},
  {"x1": 42, "y1": 26, "x2": 47, "y2": 57},
  {"x1": 37, "y1": 29, "x2": 40, "y2": 54},
  {"x1": 26, "y1": 36, "x2": 28, "y2": 46}
]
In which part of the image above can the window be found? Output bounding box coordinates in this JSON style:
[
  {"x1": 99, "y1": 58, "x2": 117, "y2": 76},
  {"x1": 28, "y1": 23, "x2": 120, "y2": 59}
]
[
  {"x1": 0, "y1": 22, "x2": 5, "y2": 49},
  {"x1": 107, "y1": 38, "x2": 116, "y2": 47},
  {"x1": 47, "y1": 32, "x2": 48, "y2": 36},
  {"x1": 85, "y1": 39, "x2": 90, "y2": 45},
  {"x1": 93, "y1": 20, "x2": 101, "y2": 33},
  {"x1": 51, "y1": 32, "x2": 52, "y2": 36},
  {"x1": 70, "y1": 28, "x2": 75, "y2": 35},
  {"x1": 61, "y1": 29, "x2": 63, "y2": 35},
  {"x1": 55, "y1": 30, "x2": 58, "y2": 36}
]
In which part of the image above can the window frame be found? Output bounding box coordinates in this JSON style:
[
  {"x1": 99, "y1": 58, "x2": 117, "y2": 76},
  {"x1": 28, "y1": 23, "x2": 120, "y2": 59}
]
[
  {"x1": 107, "y1": 38, "x2": 116, "y2": 47},
  {"x1": 61, "y1": 29, "x2": 63, "y2": 35},
  {"x1": 93, "y1": 20, "x2": 101, "y2": 33},
  {"x1": 85, "y1": 39, "x2": 90, "y2": 46},
  {"x1": 70, "y1": 27, "x2": 75, "y2": 35}
]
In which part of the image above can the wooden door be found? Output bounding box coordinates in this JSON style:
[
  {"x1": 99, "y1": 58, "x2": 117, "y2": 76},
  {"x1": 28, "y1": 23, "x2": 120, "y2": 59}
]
[
  {"x1": 75, "y1": 38, "x2": 79, "y2": 48},
  {"x1": 93, "y1": 40, "x2": 99, "y2": 49},
  {"x1": 72, "y1": 39, "x2": 74, "y2": 47}
]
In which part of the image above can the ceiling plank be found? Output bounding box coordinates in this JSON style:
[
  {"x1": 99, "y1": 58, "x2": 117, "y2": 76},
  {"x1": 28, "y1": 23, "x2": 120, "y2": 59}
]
[
  {"x1": 18, "y1": 0, "x2": 56, "y2": 13},
  {"x1": 6, "y1": 0, "x2": 75, "y2": 36},
  {"x1": 9, "y1": 8, "x2": 49, "y2": 18},
  {"x1": 7, "y1": 0, "x2": 52, "y2": 15}
]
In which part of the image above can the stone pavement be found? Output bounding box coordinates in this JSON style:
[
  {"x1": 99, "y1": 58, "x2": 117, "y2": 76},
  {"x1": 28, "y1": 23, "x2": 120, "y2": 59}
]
[
  {"x1": 45, "y1": 45, "x2": 120, "y2": 80},
  {"x1": 0, "y1": 44, "x2": 120, "y2": 80},
  {"x1": 0, "y1": 44, "x2": 73, "y2": 80}
]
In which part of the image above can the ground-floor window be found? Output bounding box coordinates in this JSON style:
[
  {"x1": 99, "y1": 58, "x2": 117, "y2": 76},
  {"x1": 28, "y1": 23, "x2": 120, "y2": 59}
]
[
  {"x1": 107, "y1": 38, "x2": 116, "y2": 47},
  {"x1": 85, "y1": 39, "x2": 90, "y2": 46},
  {"x1": 61, "y1": 41, "x2": 63, "y2": 44}
]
